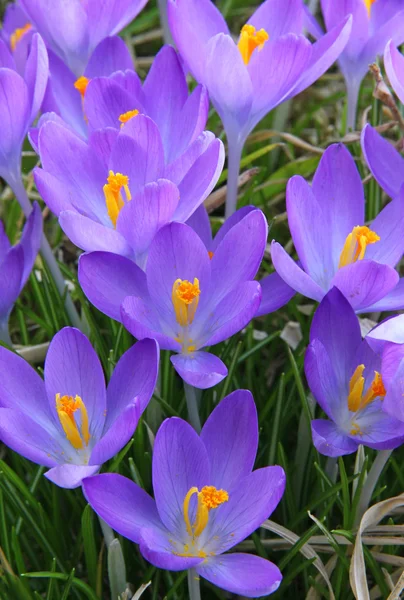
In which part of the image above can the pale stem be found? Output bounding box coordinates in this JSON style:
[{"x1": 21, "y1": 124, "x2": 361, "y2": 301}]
[
  {"x1": 354, "y1": 449, "x2": 392, "y2": 527},
  {"x1": 346, "y1": 77, "x2": 361, "y2": 133},
  {"x1": 0, "y1": 319, "x2": 12, "y2": 346},
  {"x1": 225, "y1": 136, "x2": 243, "y2": 219},
  {"x1": 10, "y1": 175, "x2": 83, "y2": 331},
  {"x1": 157, "y1": 0, "x2": 173, "y2": 44},
  {"x1": 98, "y1": 517, "x2": 128, "y2": 600},
  {"x1": 184, "y1": 382, "x2": 201, "y2": 433},
  {"x1": 187, "y1": 568, "x2": 201, "y2": 600}
]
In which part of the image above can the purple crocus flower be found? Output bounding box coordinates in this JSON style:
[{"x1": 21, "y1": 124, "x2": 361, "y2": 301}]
[
  {"x1": 0, "y1": 202, "x2": 42, "y2": 343},
  {"x1": 305, "y1": 287, "x2": 404, "y2": 457},
  {"x1": 168, "y1": 0, "x2": 352, "y2": 215},
  {"x1": 0, "y1": 328, "x2": 159, "y2": 488},
  {"x1": 83, "y1": 390, "x2": 286, "y2": 597},
  {"x1": 79, "y1": 216, "x2": 266, "y2": 389},
  {"x1": 18, "y1": 0, "x2": 148, "y2": 76},
  {"x1": 186, "y1": 205, "x2": 296, "y2": 316},
  {"x1": 316, "y1": 0, "x2": 404, "y2": 130},
  {"x1": 0, "y1": 32, "x2": 48, "y2": 186},
  {"x1": 271, "y1": 143, "x2": 404, "y2": 314},
  {"x1": 384, "y1": 39, "x2": 404, "y2": 105},
  {"x1": 1, "y1": 1, "x2": 34, "y2": 74},
  {"x1": 34, "y1": 114, "x2": 224, "y2": 267}
]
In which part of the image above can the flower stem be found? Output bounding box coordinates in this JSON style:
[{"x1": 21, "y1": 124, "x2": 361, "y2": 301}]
[
  {"x1": 157, "y1": 0, "x2": 173, "y2": 44},
  {"x1": 346, "y1": 78, "x2": 361, "y2": 133},
  {"x1": 10, "y1": 175, "x2": 83, "y2": 331},
  {"x1": 354, "y1": 449, "x2": 392, "y2": 527},
  {"x1": 0, "y1": 319, "x2": 12, "y2": 346},
  {"x1": 184, "y1": 382, "x2": 201, "y2": 432},
  {"x1": 187, "y1": 568, "x2": 201, "y2": 600},
  {"x1": 225, "y1": 136, "x2": 243, "y2": 219},
  {"x1": 98, "y1": 517, "x2": 128, "y2": 600}
]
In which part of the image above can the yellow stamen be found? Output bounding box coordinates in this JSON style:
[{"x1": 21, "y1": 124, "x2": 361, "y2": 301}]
[
  {"x1": 237, "y1": 24, "x2": 269, "y2": 65},
  {"x1": 56, "y1": 394, "x2": 91, "y2": 450},
  {"x1": 364, "y1": 0, "x2": 376, "y2": 16},
  {"x1": 347, "y1": 366, "x2": 386, "y2": 412},
  {"x1": 208, "y1": 251, "x2": 214, "y2": 260},
  {"x1": 103, "y1": 170, "x2": 131, "y2": 228},
  {"x1": 172, "y1": 279, "x2": 200, "y2": 327},
  {"x1": 350, "y1": 423, "x2": 363, "y2": 436},
  {"x1": 10, "y1": 23, "x2": 32, "y2": 52},
  {"x1": 74, "y1": 76, "x2": 90, "y2": 99},
  {"x1": 338, "y1": 226, "x2": 380, "y2": 269},
  {"x1": 118, "y1": 109, "x2": 139, "y2": 128},
  {"x1": 183, "y1": 485, "x2": 229, "y2": 540}
]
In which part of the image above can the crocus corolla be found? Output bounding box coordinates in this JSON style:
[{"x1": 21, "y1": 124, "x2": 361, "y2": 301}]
[
  {"x1": 315, "y1": 0, "x2": 404, "y2": 130},
  {"x1": 271, "y1": 143, "x2": 404, "y2": 313},
  {"x1": 83, "y1": 390, "x2": 286, "y2": 597},
  {"x1": 34, "y1": 114, "x2": 224, "y2": 267},
  {"x1": 1, "y1": 1, "x2": 33, "y2": 73},
  {"x1": 18, "y1": 0, "x2": 148, "y2": 76},
  {"x1": 0, "y1": 202, "x2": 41, "y2": 343},
  {"x1": 168, "y1": 0, "x2": 352, "y2": 215},
  {"x1": 361, "y1": 123, "x2": 404, "y2": 200},
  {"x1": 305, "y1": 288, "x2": 404, "y2": 457},
  {"x1": 0, "y1": 328, "x2": 159, "y2": 488},
  {"x1": 186, "y1": 205, "x2": 296, "y2": 316},
  {"x1": 384, "y1": 39, "x2": 404, "y2": 106},
  {"x1": 79, "y1": 215, "x2": 266, "y2": 389}
]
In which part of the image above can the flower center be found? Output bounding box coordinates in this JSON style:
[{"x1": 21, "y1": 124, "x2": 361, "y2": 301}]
[
  {"x1": 338, "y1": 225, "x2": 380, "y2": 269},
  {"x1": 10, "y1": 23, "x2": 32, "y2": 51},
  {"x1": 74, "y1": 76, "x2": 91, "y2": 99},
  {"x1": 364, "y1": 0, "x2": 376, "y2": 16},
  {"x1": 103, "y1": 170, "x2": 131, "y2": 228},
  {"x1": 118, "y1": 109, "x2": 140, "y2": 128},
  {"x1": 178, "y1": 485, "x2": 228, "y2": 556},
  {"x1": 172, "y1": 278, "x2": 200, "y2": 329},
  {"x1": 347, "y1": 365, "x2": 386, "y2": 435},
  {"x1": 237, "y1": 24, "x2": 269, "y2": 65},
  {"x1": 56, "y1": 394, "x2": 90, "y2": 450}
]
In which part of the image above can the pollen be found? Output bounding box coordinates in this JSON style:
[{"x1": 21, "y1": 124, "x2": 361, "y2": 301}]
[
  {"x1": 200, "y1": 486, "x2": 229, "y2": 509},
  {"x1": 364, "y1": 0, "x2": 376, "y2": 16},
  {"x1": 74, "y1": 76, "x2": 90, "y2": 99},
  {"x1": 103, "y1": 170, "x2": 131, "y2": 228},
  {"x1": 208, "y1": 251, "x2": 214, "y2": 259},
  {"x1": 175, "y1": 280, "x2": 201, "y2": 305},
  {"x1": 338, "y1": 225, "x2": 380, "y2": 269},
  {"x1": 172, "y1": 278, "x2": 201, "y2": 328},
  {"x1": 56, "y1": 394, "x2": 90, "y2": 450},
  {"x1": 10, "y1": 23, "x2": 32, "y2": 51},
  {"x1": 347, "y1": 366, "x2": 386, "y2": 413},
  {"x1": 237, "y1": 24, "x2": 269, "y2": 65},
  {"x1": 118, "y1": 109, "x2": 139, "y2": 127}
]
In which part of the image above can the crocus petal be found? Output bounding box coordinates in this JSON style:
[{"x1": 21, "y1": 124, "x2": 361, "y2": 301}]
[
  {"x1": 201, "y1": 281, "x2": 262, "y2": 347},
  {"x1": 33, "y1": 169, "x2": 75, "y2": 217},
  {"x1": 168, "y1": 85, "x2": 209, "y2": 164},
  {"x1": 45, "y1": 464, "x2": 100, "y2": 489},
  {"x1": 330, "y1": 260, "x2": 399, "y2": 311},
  {"x1": 0, "y1": 40, "x2": 16, "y2": 70},
  {"x1": 44, "y1": 327, "x2": 107, "y2": 441},
  {"x1": 121, "y1": 295, "x2": 181, "y2": 352},
  {"x1": 367, "y1": 313, "x2": 404, "y2": 351},
  {"x1": 256, "y1": 271, "x2": 296, "y2": 317},
  {"x1": 361, "y1": 124, "x2": 404, "y2": 199},
  {"x1": 85, "y1": 0, "x2": 148, "y2": 50},
  {"x1": 197, "y1": 554, "x2": 282, "y2": 598},
  {"x1": 248, "y1": 0, "x2": 303, "y2": 37},
  {"x1": 270, "y1": 241, "x2": 325, "y2": 301},
  {"x1": 19, "y1": 201, "x2": 42, "y2": 285},
  {"x1": 152, "y1": 416, "x2": 210, "y2": 534},
  {"x1": 204, "y1": 33, "x2": 253, "y2": 133},
  {"x1": 208, "y1": 466, "x2": 285, "y2": 554},
  {"x1": 0, "y1": 408, "x2": 60, "y2": 467},
  {"x1": 366, "y1": 197, "x2": 404, "y2": 267},
  {"x1": 311, "y1": 143, "x2": 365, "y2": 271},
  {"x1": 83, "y1": 473, "x2": 162, "y2": 542},
  {"x1": 89, "y1": 402, "x2": 141, "y2": 465},
  {"x1": 201, "y1": 389, "x2": 258, "y2": 489},
  {"x1": 321, "y1": 0, "x2": 368, "y2": 58},
  {"x1": 286, "y1": 174, "x2": 333, "y2": 287},
  {"x1": 362, "y1": 11, "x2": 404, "y2": 68},
  {"x1": 24, "y1": 33, "x2": 48, "y2": 123},
  {"x1": 167, "y1": 0, "x2": 229, "y2": 83},
  {"x1": 381, "y1": 342, "x2": 404, "y2": 388},
  {"x1": 0, "y1": 246, "x2": 24, "y2": 321},
  {"x1": 89, "y1": 128, "x2": 119, "y2": 171},
  {"x1": 0, "y1": 222, "x2": 11, "y2": 261},
  {"x1": 105, "y1": 338, "x2": 159, "y2": 427},
  {"x1": 361, "y1": 278, "x2": 404, "y2": 313},
  {"x1": 309, "y1": 287, "x2": 362, "y2": 388},
  {"x1": 210, "y1": 210, "x2": 267, "y2": 304},
  {"x1": 354, "y1": 405, "x2": 404, "y2": 449},
  {"x1": 116, "y1": 180, "x2": 180, "y2": 260},
  {"x1": 311, "y1": 419, "x2": 358, "y2": 457},
  {"x1": 0, "y1": 69, "x2": 30, "y2": 179},
  {"x1": 59, "y1": 210, "x2": 133, "y2": 257},
  {"x1": 85, "y1": 78, "x2": 135, "y2": 132},
  {"x1": 385, "y1": 40, "x2": 404, "y2": 105},
  {"x1": 139, "y1": 528, "x2": 203, "y2": 570},
  {"x1": 85, "y1": 35, "x2": 134, "y2": 78},
  {"x1": 78, "y1": 251, "x2": 147, "y2": 322},
  {"x1": 170, "y1": 351, "x2": 227, "y2": 389},
  {"x1": 146, "y1": 222, "x2": 211, "y2": 333},
  {"x1": 0, "y1": 344, "x2": 53, "y2": 430},
  {"x1": 185, "y1": 205, "x2": 213, "y2": 249},
  {"x1": 383, "y1": 359, "x2": 404, "y2": 422},
  {"x1": 211, "y1": 206, "x2": 255, "y2": 251}
]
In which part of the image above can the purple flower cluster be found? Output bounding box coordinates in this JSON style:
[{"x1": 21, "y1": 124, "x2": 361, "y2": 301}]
[{"x1": 1, "y1": 0, "x2": 404, "y2": 596}]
